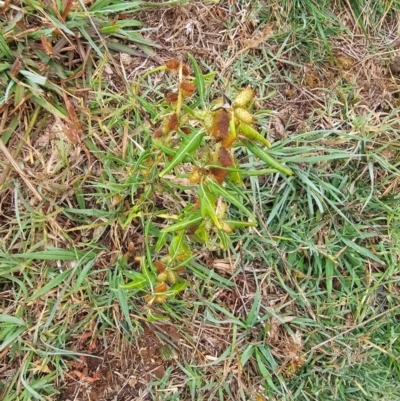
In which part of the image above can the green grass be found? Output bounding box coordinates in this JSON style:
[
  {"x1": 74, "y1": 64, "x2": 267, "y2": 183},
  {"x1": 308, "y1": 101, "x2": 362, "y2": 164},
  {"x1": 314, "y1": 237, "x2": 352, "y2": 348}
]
[{"x1": 1, "y1": 1, "x2": 400, "y2": 400}]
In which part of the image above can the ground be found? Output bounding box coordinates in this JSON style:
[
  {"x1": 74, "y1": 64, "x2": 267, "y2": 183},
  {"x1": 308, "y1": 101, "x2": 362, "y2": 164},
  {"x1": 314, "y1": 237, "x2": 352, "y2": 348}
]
[{"x1": 1, "y1": 1, "x2": 400, "y2": 400}]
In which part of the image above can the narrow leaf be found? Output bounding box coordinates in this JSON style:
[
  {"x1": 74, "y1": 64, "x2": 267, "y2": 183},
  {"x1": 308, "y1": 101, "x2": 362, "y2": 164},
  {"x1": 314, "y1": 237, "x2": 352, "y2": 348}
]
[
  {"x1": 12, "y1": 248, "x2": 94, "y2": 261},
  {"x1": 0, "y1": 314, "x2": 26, "y2": 326},
  {"x1": 224, "y1": 219, "x2": 257, "y2": 228},
  {"x1": 159, "y1": 130, "x2": 204, "y2": 177},
  {"x1": 341, "y1": 238, "x2": 385, "y2": 265},
  {"x1": 207, "y1": 178, "x2": 255, "y2": 222},
  {"x1": 20, "y1": 70, "x2": 47, "y2": 86},
  {"x1": 91, "y1": 1, "x2": 143, "y2": 13},
  {"x1": 120, "y1": 273, "x2": 147, "y2": 290},
  {"x1": 106, "y1": 41, "x2": 150, "y2": 57},
  {"x1": 243, "y1": 139, "x2": 293, "y2": 176},
  {"x1": 239, "y1": 123, "x2": 271, "y2": 148},
  {"x1": 326, "y1": 259, "x2": 334, "y2": 298},
  {"x1": 188, "y1": 53, "x2": 205, "y2": 104},
  {"x1": 29, "y1": 269, "x2": 70, "y2": 301},
  {"x1": 198, "y1": 181, "x2": 221, "y2": 228},
  {"x1": 0, "y1": 31, "x2": 13, "y2": 60},
  {"x1": 154, "y1": 230, "x2": 168, "y2": 252},
  {"x1": 161, "y1": 215, "x2": 202, "y2": 233}
]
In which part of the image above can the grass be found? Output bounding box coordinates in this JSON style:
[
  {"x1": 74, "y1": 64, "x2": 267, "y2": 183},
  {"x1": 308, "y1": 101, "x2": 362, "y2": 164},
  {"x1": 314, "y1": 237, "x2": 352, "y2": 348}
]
[{"x1": 1, "y1": 0, "x2": 400, "y2": 400}]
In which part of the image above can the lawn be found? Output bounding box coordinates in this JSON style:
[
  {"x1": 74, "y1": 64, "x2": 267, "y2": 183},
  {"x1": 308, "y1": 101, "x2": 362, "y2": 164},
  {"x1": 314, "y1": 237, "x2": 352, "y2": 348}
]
[{"x1": 1, "y1": 0, "x2": 400, "y2": 400}]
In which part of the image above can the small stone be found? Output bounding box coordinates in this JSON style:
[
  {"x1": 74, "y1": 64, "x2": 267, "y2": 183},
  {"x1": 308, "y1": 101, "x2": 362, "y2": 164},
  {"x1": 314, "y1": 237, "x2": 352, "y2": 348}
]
[{"x1": 390, "y1": 56, "x2": 400, "y2": 74}]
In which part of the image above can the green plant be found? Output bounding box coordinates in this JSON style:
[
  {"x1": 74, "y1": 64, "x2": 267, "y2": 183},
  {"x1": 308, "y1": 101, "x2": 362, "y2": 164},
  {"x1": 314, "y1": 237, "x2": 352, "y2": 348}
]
[
  {"x1": 0, "y1": 0, "x2": 161, "y2": 153},
  {"x1": 121, "y1": 56, "x2": 293, "y2": 306}
]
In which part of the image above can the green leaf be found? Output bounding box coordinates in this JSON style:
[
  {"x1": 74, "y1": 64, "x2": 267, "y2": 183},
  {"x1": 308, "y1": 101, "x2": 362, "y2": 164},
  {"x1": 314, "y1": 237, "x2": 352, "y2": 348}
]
[
  {"x1": 341, "y1": 238, "x2": 385, "y2": 265},
  {"x1": 224, "y1": 219, "x2": 257, "y2": 228},
  {"x1": 147, "y1": 311, "x2": 170, "y2": 322},
  {"x1": 239, "y1": 123, "x2": 271, "y2": 148},
  {"x1": 159, "y1": 129, "x2": 204, "y2": 177},
  {"x1": 46, "y1": 14, "x2": 75, "y2": 36},
  {"x1": 21, "y1": 68, "x2": 44, "y2": 84},
  {"x1": 0, "y1": 31, "x2": 13, "y2": 60},
  {"x1": 167, "y1": 281, "x2": 189, "y2": 295},
  {"x1": 119, "y1": 31, "x2": 157, "y2": 47},
  {"x1": 153, "y1": 140, "x2": 177, "y2": 158},
  {"x1": 29, "y1": 269, "x2": 70, "y2": 301},
  {"x1": 0, "y1": 63, "x2": 11, "y2": 72},
  {"x1": 154, "y1": 229, "x2": 169, "y2": 252},
  {"x1": 31, "y1": 95, "x2": 67, "y2": 119},
  {"x1": 255, "y1": 349, "x2": 280, "y2": 391},
  {"x1": 198, "y1": 181, "x2": 221, "y2": 228},
  {"x1": 12, "y1": 248, "x2": 94, "y2": 261},
  {"x1": 0, "y1": 327, "x2": 25, "y2": 352},
  {"x1": 243, "y1": 139, "x2": 293, "y2": 176},
  {"x1": 161, "y1": 214, "x2": 202, "y2": 233},
  {"x1": 0, "y1": 314, "x2": 26, "y2": 326},
  {"x1": 240, "y1": 344, "x2": 254, "y2": 366},
  {"x1": 325, "y1": 258, "x2": 334, "y2": 298},
  {"x1": 120, "y1": 273, "x2": 148, "y2": 290},
  {"x1": 89, "y1": 0, "x2": 113, "y2": 12},
  {"x1": 140, "y1": 255, "x2": 155, "y2": 286},
  {"x1": 245, "y1": 289, "x2": 261, "y2": 326},
  {"x1": 207, "y1": 165, "x2": 278, "y2": 176},
  {"x1": 112, "y1": 20, "x2": 144, "y2": 28},
  {"x1": 207, "y1": 178, "x2": 256, "y2": 222},
  {"x1": 194, "y1": 221, "x2": 209, "y2": 244},
  {"x1": 106, "y1": 41, "x2": 150, "y2": 57},
  {"x1": 1, "y1": 115, "x2": 19, "y2": 144},
  {"x1": 78, "y1": 27, "x2": 104, "y2": 58},
  {"x1": 168, "y1": 231, "x2": 190, "y2": 263},
  {"x1": 91, "y1": 1, "x2": 143, "y2": 13},
  {"x1": 188, "y1": 53, "x2": 205, "y2": 105}
]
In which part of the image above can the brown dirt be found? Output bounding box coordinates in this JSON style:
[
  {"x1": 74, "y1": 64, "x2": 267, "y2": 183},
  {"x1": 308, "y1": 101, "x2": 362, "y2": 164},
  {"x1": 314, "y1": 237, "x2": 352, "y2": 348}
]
[{"x1": 58, "y1": 324, "x2": 184, "y2": 401}]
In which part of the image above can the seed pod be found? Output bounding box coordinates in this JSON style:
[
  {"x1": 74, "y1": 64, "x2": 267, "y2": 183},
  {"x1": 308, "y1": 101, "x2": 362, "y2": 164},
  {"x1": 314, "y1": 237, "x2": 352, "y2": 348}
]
[
  {"x1": 233, "y1": 87, "x2": 254, "y2": 108},
  {"x1": 234, "y1": 108, "x2": 254, "y2": 124},
  {"x1": 180, "y1": 127, "x2": 191, "y2": 135},
  {"x1": 154, "y1": 260, "x2": 166, "y2": 273},
  {"x1": 182, "y1": 64, "x2": 191, "y2": 76},
  {"x1": 166, "y1": 92, "x2": 178, "y2": 103},
  {"x1": 210, "y1": 167, "x2": 228, "y2": 184},
  {"x1": 155, "y1": 295, "x2": 167, "y2": 303},
  {"x1": 221, "y1": 132, "x2": 236, "y2": 148},
  {"x1": 144, "y1": 294, "x2": 155, "y2": 304},
  {"x1": 202, "y1": 111, "x2": 214, "y2": 132},
  {"x1": 180, "y1": 81, "x2": 196, "y2": 97},
  {"x1": 219, "y1": 147, "x2": 233, "y2": 167},
  {"x1": 154, "y1": 283, "x2": 168, "y2": 292},
  {"x1": 127, "y1": 241, "x2": 135, "y2": 253},
  {"x1": 167, "y1": 113, "x2": 179, "y2": 132},
  {"x1": 199, "y1": 147, "x2": 210, "y2": 165},
  {"x1": 211, "y1": 109, "x2": 229, "y2": 142},
  {"x1": 204, "y1": 216, "x2": 213, "y2": 231},
  {"x1": 156, "y1": 272, "x2": 168, "y2": 282},
  {"x1": 189, "y1": 167, "x2": 202, "y2": 184},
  {"x1": 194, "y1": 197, "x2": 201, "y2": 209},
  {"x1": 216, "y1": 201, "x2": 227, "y2": 219},
  {"x1": 166, "y1": 270, "x2": 178, "y2": 285},
  {"x1": 160, "y1": 255, "x2": 171, "y2": 265},
  {"x1": 180, "y1": 113, "x2": 189, "y2": 125},
  {"x1": 153, "y1": 128, "x2": 163, "y2": 138},
  {"x1": 165, "y1": 59, "x2": 180, "y2": 70},
  {"x1": 221, "y1": 221, "x2": 233, "y2": 233}
]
